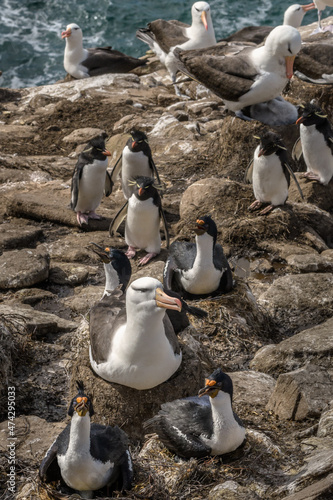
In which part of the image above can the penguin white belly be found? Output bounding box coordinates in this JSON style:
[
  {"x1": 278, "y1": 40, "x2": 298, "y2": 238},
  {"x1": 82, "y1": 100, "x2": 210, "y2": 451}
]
[
  {"x1": 122, "y1": 148, "x2": 151, "y2": 198},
  {"x1": 253, "y1": 153, "x2": 289, "y2": 206},
  {"x1": 301, "y1": 124, "x2": 333, "y2": 185},
  {"x1": 89, "y1": 323, "x2": 182, "y2": 389},
  {"x1": 125, "y1": 197, "x2": 161, "y2": 253},
  {"x1": 58, "y1": 450, "x2": 112, "y2": 492},
  {"x1": 75, "y1": 159, "x2": 107, "y2": 213},
  {"x1": 181, "y1": 263, "x2": 221, "y2": 295}
]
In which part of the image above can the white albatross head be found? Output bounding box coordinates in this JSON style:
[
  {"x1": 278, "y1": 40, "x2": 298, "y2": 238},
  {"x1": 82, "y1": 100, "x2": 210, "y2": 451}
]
[
  {"x1": 191, "y1": 1, "x2": 213, "y2": 31},
  {"x1": 264, "y1": 25, "x2": 302, "y2": 79},
  {"x1": 283, "y1": 3, "x2": 315, "y2": 28},
  {"x1": 126, "y1": 277, "x2": 182, "y2": 317},
  {"x1": 61, "y1": 23, "x2": 83, "y2": 45}
]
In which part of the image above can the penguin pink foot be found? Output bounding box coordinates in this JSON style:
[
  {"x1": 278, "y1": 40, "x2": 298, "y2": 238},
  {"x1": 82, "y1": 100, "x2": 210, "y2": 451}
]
[
  {"x1": 126, "y1": 246, "x2": 136, "y2": 259},
  {"x1": 88, "y1": 211, "x2": 103, "y2": 220},
  {"x1": 300, "y1": 171, "x2": 322, "y2": 182},
  {"x1": 248, "y1": 200, "x2": 263, "y2": 212},
  {"x1": 258, "y1": 204, "x2": 275, "y2": 216},
  {"x1": 77, "y1": 212, "x2": 89, "y2": 225},
  {"x1": 139, "y1": 252, "x2": 157, "y2": 266}
]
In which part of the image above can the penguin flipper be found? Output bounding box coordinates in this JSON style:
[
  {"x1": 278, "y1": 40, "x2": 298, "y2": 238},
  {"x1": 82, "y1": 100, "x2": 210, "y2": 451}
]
[
  {"x1": 244, "y1": 159, "x2": 254, "y2": 183},
  {"x1": 149, "y1": 156, "x2": 162, "y2": 186},
  {"x1": 292, "y1": 137, "x2": 303, "y2": 161},
  {"x1": 70, "y1": 162, "x2": 83, "y2": 210},
  {"x1": 283, "y1": 162, "x2": 304, "y2": 200},
  {"x1": 104, "y1": 170, "x2": 113, "y2": 197},
  {"x1": 159, "y1": 206, "x2": 170, "y2": 249},
  {"x1": 109, "y1": 201, "x2": 128, "y2": 236},
  {"x1": 108, "y1": 154, "x2": 123, "y2": 192}
]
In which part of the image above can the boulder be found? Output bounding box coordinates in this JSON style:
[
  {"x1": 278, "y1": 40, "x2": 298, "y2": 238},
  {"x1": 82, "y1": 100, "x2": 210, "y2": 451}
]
[
  {"x1": 257, "y1": 273, "x2": 333, "y2": 332},
  {"x1": 266, "y1": 365, "x2": 333, "y2": 421},
  {"x1": 250, "y1": 317, "x2": 333, "y2": 374},
  {"x1": 0, "y1": 247, "x2": 49, "y2": 289}
]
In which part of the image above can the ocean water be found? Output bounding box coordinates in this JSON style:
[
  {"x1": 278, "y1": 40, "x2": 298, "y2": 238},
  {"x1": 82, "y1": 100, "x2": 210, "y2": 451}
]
[{"x1": 0, "y1": 0, "x2": 319, "y2": 89}]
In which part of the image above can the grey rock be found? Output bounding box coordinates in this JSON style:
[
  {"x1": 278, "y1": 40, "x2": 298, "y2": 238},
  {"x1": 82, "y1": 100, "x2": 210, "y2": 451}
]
[
  {"x1": 0, "y1": 224, "x2": 43, "y2": 252},
  {"x1": 49, "y1": 262, "x2": 92, "y2": 286},
  {"x1": 250, "y1": 317, "x2": 333, "y2": 374},
  {"x1": 266, "y1": 365, "x2": 333, "y2": 421},
  {"x1": 0, "y1": 247, "x2": 49, "y2": 289},
  {"x1": 230, "y1": 370, "x2": 276, "y2": 408},
  {"x1": 318, "y1": 401, "x2": 333, "y2": 438},
  {"x1": 0, "y1": 303, "x2": 76, "y2": 338},
  {"x1": 275, "y1": 449, "x2": 333, "y2": 497},
  {"x1": 286, "y1": 253, "x2": 333, "y2": 273},
  {"x1": 62, "y1": 127, "x2": 106, "y2": 144},
  {"x1": 258, "y1": 273, "x2": 333, "y2": 332}
]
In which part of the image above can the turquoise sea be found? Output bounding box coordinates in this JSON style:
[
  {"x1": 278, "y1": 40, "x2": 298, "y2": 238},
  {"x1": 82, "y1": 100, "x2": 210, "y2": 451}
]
[{"x1": 0, "y1": 0, "x2": 320, "y2": 89}]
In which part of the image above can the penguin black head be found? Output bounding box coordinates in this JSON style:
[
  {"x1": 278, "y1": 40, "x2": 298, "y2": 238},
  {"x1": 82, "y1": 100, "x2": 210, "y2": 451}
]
[
  {"x1": 133, "y1": 176, "x2": 158, "y2": 200},
  {"x1": 255, "y1": 130, "x2": 287, "y2": 157},
  {"x1": 89, "y1": 242, "x2": 132, "y2": 291},
  {"x1": 198, "y1": 369, "x2": 233, "y2": 401},
  {"x1": 68, "y1": 381, "x2": 94, "y2": 418},
  {"x1": 296, "y1": 102, "x2": 328, "y2": 127},
  {"x1": 81, "y1": 133, "x2": 111, "y2": 161},
  {"x1": 194, "y1": 215, "x2": 218, "y2": 245},
  {"x1": 128, "y1": 129, "x2": 149, "y2": 153}
]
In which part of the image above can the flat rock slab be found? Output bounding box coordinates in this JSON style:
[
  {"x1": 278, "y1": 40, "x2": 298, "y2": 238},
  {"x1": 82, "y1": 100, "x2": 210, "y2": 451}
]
[
  {"x1": 62, "y1": 127, "x2": 105, "y2": 144},
  {"x1": 266, "y1": 364, "x2": 333, "y2": 421},
  {"x1": 281, "y1": 473, "x2": 333, "y2": 500},
  {"x1": 258, "y1": 273, "x2": 333, "y2": 332},
  {"x1": 286, "y1": 252, "x2": 333, "y2": 273},
  {"x1": 0, "y1": 247, "x2": 49, "y2": 289},
  {"x1": 230, "y1": 370, "x2": 276, "y2": 408},
  {"x1": 0, "y1": 154, "x2": 76, "y2": 180},
  {"x1": 49, "y1": 262, "x2": 93, "y2": 286},
  {"x1": 250, "y1": 317, "x2": 333, "y2": 374},
  {"x1": 0, "y1": 303, "x2": 76, "y2": 338},
  {"x1": 0, "y1": 224, "x2": 43, "y2": 252},
  {"x1": 0, "y1": 415, "x2": 66, "y2": 461},
  {"x1": 5, "y1": 180, "x2": 118, "y2": 230}
]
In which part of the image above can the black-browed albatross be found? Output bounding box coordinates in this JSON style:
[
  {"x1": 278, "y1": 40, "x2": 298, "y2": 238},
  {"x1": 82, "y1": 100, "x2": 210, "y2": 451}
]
[
  {"x1": 62, "y1": 23, "x2": 146, "y2": 79},
  {"x1": 136, "y1": 1, "x2": 216, "y2": 95},
  {"x1": 89, "y1": 277, "x2": 184, "y2": 390},
  {"x1": 174, "y1": 25, "x2": 302, "y2": 125}
]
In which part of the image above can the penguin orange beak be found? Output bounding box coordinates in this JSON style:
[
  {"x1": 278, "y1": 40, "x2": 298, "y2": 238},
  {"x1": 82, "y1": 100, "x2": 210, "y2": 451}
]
[
  {"x1": 61, "y1": 28, "x2": 72, "y2": 39},
  {"x1": 138, "y1": 187, "x2": 145, "y2": 196},
  {"x1": 201, "y1": 11, "x2": 208, "y2": 30},
  {"x1": 285, "y1": 55, "x2": 295, "y2": 79},
  {"x1": 302, "y1": 3, "x2": 315, "y2": 11},
  {"x1": 132, "y1": 141, "x2": 137, "y2": 148},
  {"x1": 296, "y1": 116, "x2": 305, "y2": 125},
  {"x1": 102, "y1": 149, "x2": 111, "y2": 156},
  {"x1": 155, "y1": 288, "x2": 182, "y2": 312},
  {"x1": 258, "y1": 148, "x2": 265, "y2": 157}
]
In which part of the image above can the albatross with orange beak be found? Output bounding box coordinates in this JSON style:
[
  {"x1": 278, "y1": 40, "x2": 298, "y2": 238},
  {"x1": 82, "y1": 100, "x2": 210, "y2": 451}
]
[
  {"x1": 174, "y1": 25, "x2": 302, "y2": 124},
  {"x1": 89, "y1": 277, "x2": 183, "y2": 389},
  {"x1": 61, "y1": 22, "x2": 145, "y2": 79}
]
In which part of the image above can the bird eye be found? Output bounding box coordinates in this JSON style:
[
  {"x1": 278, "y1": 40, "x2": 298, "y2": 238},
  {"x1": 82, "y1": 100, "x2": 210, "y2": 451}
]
[
  {"x1": 195, "y1": 7, "x2": 200, "y2": 11},
  {"x1": 288, "y1": 45, "x2": 292, "y2": 54}
]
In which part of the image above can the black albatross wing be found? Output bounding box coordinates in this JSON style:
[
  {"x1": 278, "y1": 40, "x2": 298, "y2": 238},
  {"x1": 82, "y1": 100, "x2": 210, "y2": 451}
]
[
  {"x1": 174, "y1": 44, "x2": 257, "y2": 102},
  {"x1": 82, "y1": 48, "x2": 145, "y2": 76},
  {"x1": 137, "y1": 19, "x2": 190, "y2": 54},
  {"x1": 89, "y1": 288, "x2": 126, "y2": 365}
]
